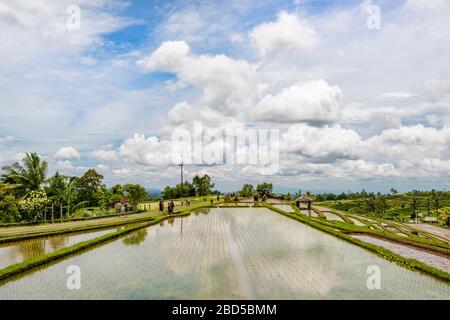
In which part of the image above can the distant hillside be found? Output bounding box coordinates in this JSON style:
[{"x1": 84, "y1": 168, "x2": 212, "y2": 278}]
[{"x1": 147, "y1": 188, "x2": 161, "y2": 198}]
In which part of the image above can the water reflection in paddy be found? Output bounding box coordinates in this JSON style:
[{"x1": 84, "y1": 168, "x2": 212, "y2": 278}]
[
  {"x1": 0, "y1": 208, "x2": 449, "y2": 299},
  {"x1": 0, "y1": 228, "x2": 119, "y2": 269}
]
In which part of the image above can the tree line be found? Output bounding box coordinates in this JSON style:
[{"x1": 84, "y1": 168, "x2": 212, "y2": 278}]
[
  {"x1": 0, "y1": 153, "x2": 148, "y2": 223},
  {"x1": 161, "y1": 174, "x2": 218, "y2": 199}
]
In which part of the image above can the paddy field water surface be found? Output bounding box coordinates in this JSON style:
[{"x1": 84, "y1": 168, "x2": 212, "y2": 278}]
[
  {"x1": 0, "y1": 228, "x2": 118, "y2": 269},
  {"x1": 0, "y1": 208, "x2": 449, "y2": 299}
]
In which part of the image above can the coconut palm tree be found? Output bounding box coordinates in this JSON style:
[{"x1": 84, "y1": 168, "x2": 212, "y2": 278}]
[
  {"x1": 409, "y1": 194, "x2": 420, "y2": 223},
  {"x1": 1, "y1": 153, "x2": 48, "y2": 198}
]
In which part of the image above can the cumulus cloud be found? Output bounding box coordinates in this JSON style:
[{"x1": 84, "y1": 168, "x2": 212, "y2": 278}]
[
  {"x1": 92, "y1": 145, "x2": 118, "y2": 162},
  {"x1": 250, "y1": 11, "x2": 317, "y2": 57},
  {"x1": 424, "y1": 78, "x2": 450, "y2": 101},
  {"x1": 54, "y1": 147, "x2": 80, "y2": 160},
  {"x1": 365, "y1": 125, "x2": 449, "y2": 161},
  {"x1": 139, "y1": 40, "x2": 257, "y2": 114},
  {"x1": 0, "y1": 0, "x2": 133, "y2": 62},
  {"x1": 422, "y1": 158, "x2": 450, "y2": 173},
  {"x1": 137, "y1": 41, "x2": 190, "y2": 72},
  {"x1": 118, "y1": 134, "x2": 175, "y2": 167},
  {"x1": 3, "y1": 1, "x2": 450, "y2": 189},
  {"x1": 253, "y1": 80, "x2": 343, "y2": 125},
  {"x1": 281, "y1": 124, "x2": 362, "y2": 163}
]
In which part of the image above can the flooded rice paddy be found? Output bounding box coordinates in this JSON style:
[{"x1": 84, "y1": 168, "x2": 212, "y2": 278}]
[
  {"x1": 272, "y1": 205, "x2": 295, "y2": 212},
  {"x1": 353, "y1": 235, "x2": 450, "y2": 274},
  {"x1": 0, "y1": 208, "x2": 449, "y2": 299},
  {"x1": 348, "y1": 217, "x2": 366, "y2": 227},
  {"x1": 322, "y1": 212, "x2": 344, "y2": 222},
  {"x1": 0, "y1": 228, "x2": 118, "y2": 269},
  {"x1": 299, "y1": 210, "x2": 318, "y2": 217}
]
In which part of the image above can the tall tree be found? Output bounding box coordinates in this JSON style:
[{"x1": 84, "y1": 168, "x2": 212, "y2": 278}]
[
  {"x1": 46, "y1": 172, "x2": 66, "y2": 203},
  {"x1": 192, "y1": 175, "x2": 215, "y2": 196},
  {"x1": 124, "y1": 184, "x2": 148, "y2": 209},
  {"x1": 408, "y1": 193, "x2": 420, "y2": 223},
  {"x1": 256, "y1": 183, "x2": 273, "y2": 197},
  {"x1": 77, "y1": 169, "x2": 104, "y2": 206},
  {"x1": 430, "y1": 189, "x2": 442, "y2": 210},
  {"x1": 0, "y1": 183, "x2": 20, "y2": 222},
  {"x1": 1, "y1": 153, "x2": 48, "y2": 198},
  {"x1": 239, "y1": 184, "x2": 254, "y2": 197}
]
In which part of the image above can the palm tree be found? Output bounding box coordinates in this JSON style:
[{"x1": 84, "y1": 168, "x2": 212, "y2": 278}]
[
  {"x1": 305, "y1": 191, "x2": 315, "y2": 200},
  {"x1": 430, "y1": 189, "x2": 442, "y2": 210},
  {"x1": 409, "y1": 194, "x2": 420, "y2": 223},
  {"x1": 294, "y1": 189, "x2": 302, "y2": 198},
  {"x1": 1, "y1": 153, "x2": 48, "y2": 198}
]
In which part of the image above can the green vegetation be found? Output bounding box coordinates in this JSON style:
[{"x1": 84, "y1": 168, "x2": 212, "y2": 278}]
[
  {"x1": 1, "y1": 153, "x2": 48, "y2": 198},
  {"x1": 313, "y1": 189, "x2": 450, "y2": 226},
  {"x1": 0, "y1": 153, "x2": 152, "y2": 224},
  {"x1": 239, "y1": 184, "x2": 254, "y2": 197},
  {"x1": 236, "y1": 182, "x2": 274, "y2": 199},
  {"x1": 161, "y1": 174, "x2": 218, "y2": 199},
  {"x1": 256, "y1": 182, "x2": 273, "y2": 197}
]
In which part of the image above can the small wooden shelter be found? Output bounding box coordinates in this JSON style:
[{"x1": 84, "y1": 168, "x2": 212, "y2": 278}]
[{"x1": 295, "y1": 195, "x2": 313, "y2": 210}]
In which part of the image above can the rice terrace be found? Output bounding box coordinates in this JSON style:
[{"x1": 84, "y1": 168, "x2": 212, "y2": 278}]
[
  {"x1": 0, "y1": 175, "x2": 449, "y2": 299},
  {"x1": 0, "y1": 0, "x2": 450, "y2": 308}
]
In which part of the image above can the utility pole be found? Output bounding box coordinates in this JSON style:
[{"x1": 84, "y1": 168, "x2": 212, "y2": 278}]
[
  {"x1": 179, "y1": 163, "x2": 184, "y2": 185},
  {"x1": 179, "y1": 163, "x2": 184, "y2": 198}
]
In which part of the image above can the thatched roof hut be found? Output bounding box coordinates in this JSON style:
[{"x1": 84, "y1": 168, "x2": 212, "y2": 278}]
[
  {"x1": 295, "y1": 195, "x2": 313, "y2": 202},
  {"x1": 295, "y1": 195, "x2": 313, "y2": 209}
]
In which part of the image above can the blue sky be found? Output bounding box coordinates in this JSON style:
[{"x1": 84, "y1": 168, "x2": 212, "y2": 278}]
[{"x1": 1, "y1": 0, "x2": 450, "y2": 193}]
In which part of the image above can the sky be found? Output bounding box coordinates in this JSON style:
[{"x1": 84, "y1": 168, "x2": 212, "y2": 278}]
[{"x1": 0, "y1": 0, "x2": 450, "y2": 194}]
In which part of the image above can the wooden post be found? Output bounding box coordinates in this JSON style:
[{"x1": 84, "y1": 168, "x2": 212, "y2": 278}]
[
  {"x1": 60, "y1": 204, "x2": 63, "y2": 223},
  {"x1": 51, "y1": 203, "x2": 54, "y2": 223}
]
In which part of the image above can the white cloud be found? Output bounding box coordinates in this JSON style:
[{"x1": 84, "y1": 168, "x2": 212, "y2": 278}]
[
  {"x1": 118, "y1": 134, "x2": 175, "y2": 167},
  {"x1": 0, "y1": 136, "x2": 16, "y2": 143},
  {"x1": 253, "y1": 80, "x2": 343, "y2": 124},
  {"x1": 365, "y1": 125, "x2": 449, "y2": 162},
  {"x1": 250, "y1": 11, "x2": 317, "y2": 57},
  {"x1": 92, "y1": 146, "x2": 118, "y2": 162},
  {"x1": 424, "y1": 78, "x2": 450, "y2": 101},
  {"x1": 138, "y1": 40, "x2": 257, "y2": 118},
  {"x1": 406, "y1": 0, "x2": 450, "y2": 11},
  {"x1": 112, "y1": 168, "x2": 131, "y2": 176},
  {"x1": 3, "y1": 2, "x2": 450, "y2": 190},
  {"x1": 423, "y1": 158, "x2": 450, "y2": 173},
  {"x1": 54, "y1": 146, "x2": 80, "y2": 160},
  {"x1": 281, "y1": 124, "x2": 362, "y2": 162},
  {"x1": 137, "y1": 41, "x2": 190, "y2": 72},
  {"x1": 380, "y1": 91, "x2": 417, "y2": 99}
]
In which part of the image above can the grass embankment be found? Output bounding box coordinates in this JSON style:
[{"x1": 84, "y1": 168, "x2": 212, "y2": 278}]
[
  {"x1": 0, "y1": 215, "x2": 157, "y2": 244},
  {"x1": 0, "y1": 201, "x2": 221, "y2": 244},
  {"x1": 0, "y1": 203, "x2": 218, "y2": 283},
  {"x1": 265, "y1": 204, "x2": 450, "y2": 283},
  {"x1": 314, "y1": 203, "x2": 450, "y2": 249}
]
